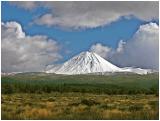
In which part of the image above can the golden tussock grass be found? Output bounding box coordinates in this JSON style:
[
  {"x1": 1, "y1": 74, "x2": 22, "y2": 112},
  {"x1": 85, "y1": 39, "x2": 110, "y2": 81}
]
[{"x1": 1, "y1": 93, "x2": 159, "y2": 120}]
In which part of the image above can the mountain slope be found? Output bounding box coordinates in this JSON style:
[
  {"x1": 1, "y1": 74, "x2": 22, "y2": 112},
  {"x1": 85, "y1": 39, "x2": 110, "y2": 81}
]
[
  {"x1": 120, "y1": 67, "x2": 153, "y2": 75},
  {"x1": 46, "y1": 51, "x2": 154, "y2": 75},
  {"x1": 46, "y1": 51, "x2": 122, "y2": 74}
]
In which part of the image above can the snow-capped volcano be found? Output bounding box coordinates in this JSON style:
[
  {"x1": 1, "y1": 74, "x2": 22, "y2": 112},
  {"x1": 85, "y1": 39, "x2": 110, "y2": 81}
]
[
  {"x1": 46, "y1": 51, "x2": 153, "y2": 75},
  {"x1": 46, "y1": 51, "x2": 122, "y2": 74}
]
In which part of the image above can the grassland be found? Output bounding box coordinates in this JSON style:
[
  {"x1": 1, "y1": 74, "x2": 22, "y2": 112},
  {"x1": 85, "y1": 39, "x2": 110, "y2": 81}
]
[
  {"x1": 1, "y1": 73, "x2": 159, "y2": 119},
  {"x1": 2, "y1": 93, "x2": 159, "y2": 120}
]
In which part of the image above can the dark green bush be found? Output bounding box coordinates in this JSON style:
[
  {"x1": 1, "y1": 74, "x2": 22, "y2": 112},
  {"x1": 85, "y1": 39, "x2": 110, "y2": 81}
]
[
  {"x1": 1, "y1": 73, "x2": 158, "y2": 94},
  {"x1": 81, "y1": 99, "x2": 99, "y2": 106}
]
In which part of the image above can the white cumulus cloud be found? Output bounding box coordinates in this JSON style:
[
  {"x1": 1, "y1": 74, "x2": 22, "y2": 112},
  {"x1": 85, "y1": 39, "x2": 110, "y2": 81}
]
[
  {"x1": 90, "y1": 22, "x2": 159, "y2": 70},
  {"x1": 90, "y1": 43, "x2": 112, "y2": 59},
  {"x1": 10, "y1": 1, "x2": 158, "y2": 29},
  {"x1": 2, "y1": 21, "x2": 62, "y2": 73}
]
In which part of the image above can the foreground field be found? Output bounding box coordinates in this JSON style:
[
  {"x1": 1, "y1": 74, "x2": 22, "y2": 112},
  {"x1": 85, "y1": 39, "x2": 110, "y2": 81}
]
[{"x1": 2, "y1": 93, "x2": 158, "y2": 120}]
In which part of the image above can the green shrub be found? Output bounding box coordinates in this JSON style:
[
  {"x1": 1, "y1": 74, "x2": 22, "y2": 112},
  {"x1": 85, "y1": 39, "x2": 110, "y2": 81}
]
[
  {"x1": 129, "y1": 104, "x2": 143, "y2": 111},
  {"x1": 80, "y1": 99, "x2": 99, "y2": 106},
  {"x1": 1, "y1": 73, "x2": 158, "y2": 95}
]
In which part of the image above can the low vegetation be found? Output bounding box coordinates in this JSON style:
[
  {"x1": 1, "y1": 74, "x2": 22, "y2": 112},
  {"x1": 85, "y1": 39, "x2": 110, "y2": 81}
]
[
  {"x1": 1, "y1": 73, "x2": 159, "y2": 95},
  {"x1": 1, "y1": 73, "x2": 159, "y2": 119},
  {"x1": 1, "y1": 93, "x2": 158, "y2": 120}
]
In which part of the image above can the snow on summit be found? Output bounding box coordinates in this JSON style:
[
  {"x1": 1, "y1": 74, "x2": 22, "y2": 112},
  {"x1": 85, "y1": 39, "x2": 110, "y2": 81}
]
[{"x1": 46, "y1": 51, "x2": 122, "y2": 74}]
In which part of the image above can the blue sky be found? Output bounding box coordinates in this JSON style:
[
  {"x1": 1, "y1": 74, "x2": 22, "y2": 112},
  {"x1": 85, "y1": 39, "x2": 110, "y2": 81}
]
[{"x1": 1, "y1": 1, "x2": 159, "y2": 66}]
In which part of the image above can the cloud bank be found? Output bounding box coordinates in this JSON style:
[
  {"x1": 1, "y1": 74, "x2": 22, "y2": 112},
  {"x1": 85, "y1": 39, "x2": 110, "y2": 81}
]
[
  {"x1": 2, "y1": 21, "x2": 62, "y2": 73},
  {"x1": 11, "y1": 1, "x2": 158, "y2": 29},
  {"x1": 10, "y1": 1, "x2": 39, "y2": 10},
  {"x1": 90, "y1": 23, "x2": 159, "y2": 70}
]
